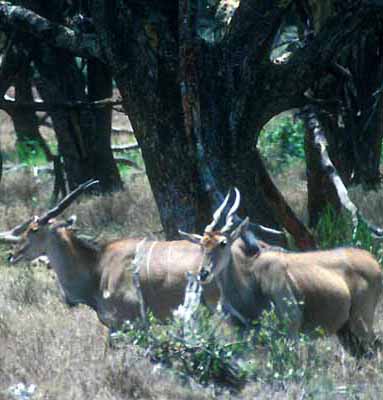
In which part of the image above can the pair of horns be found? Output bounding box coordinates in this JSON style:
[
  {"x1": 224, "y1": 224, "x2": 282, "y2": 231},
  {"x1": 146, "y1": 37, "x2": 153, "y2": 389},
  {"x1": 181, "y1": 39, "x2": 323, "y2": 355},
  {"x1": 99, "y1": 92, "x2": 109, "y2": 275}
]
[{"x1": 205, "y1": 188, "x2": 240, "y2": 234}]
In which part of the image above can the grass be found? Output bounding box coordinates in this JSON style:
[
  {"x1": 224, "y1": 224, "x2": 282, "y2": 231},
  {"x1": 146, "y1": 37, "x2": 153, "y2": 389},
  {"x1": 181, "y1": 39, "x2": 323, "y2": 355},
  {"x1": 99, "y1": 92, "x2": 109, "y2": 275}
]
[
  {"x1": 2, "y1": 168, "x2": 383, "y2": 399},
  {"x1": 2, "y1": 111, "x2": 383, "y2": 398}
]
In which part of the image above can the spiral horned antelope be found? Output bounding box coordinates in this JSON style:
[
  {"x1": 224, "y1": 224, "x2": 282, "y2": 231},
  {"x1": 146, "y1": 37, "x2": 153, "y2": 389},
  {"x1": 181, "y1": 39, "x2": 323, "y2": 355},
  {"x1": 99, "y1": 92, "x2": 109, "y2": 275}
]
[
  {"x1": 181, "y1": 189, "x2": 383, "y2": 357},
  {"x1": 0, "y1": 180, "x2": 221, "y2": 329}
]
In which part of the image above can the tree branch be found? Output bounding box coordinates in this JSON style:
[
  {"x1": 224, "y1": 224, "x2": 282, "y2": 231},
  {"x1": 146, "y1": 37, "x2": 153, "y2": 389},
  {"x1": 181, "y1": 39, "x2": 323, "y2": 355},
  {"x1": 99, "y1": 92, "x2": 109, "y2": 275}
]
[
  {"x1": 302, "y1": 105, "x2": 383, "y2": 239},
  {"x1": 0, "y1": 3, "x2": 104, "y2": 60},
  {"x1": 226, "y1": 0, "x2": 287, "y2": 64},
  {"x1": 245, "y1": 3, "x2": 383, "y2": 133},
  {"x1": 0, "y1": 95, "x2": 122, "y2": 112}
]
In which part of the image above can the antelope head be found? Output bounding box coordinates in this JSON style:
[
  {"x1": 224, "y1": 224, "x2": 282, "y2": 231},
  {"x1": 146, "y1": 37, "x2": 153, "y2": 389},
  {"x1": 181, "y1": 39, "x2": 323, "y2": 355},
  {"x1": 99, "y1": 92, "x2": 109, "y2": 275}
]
[
  {"x1": 180, "y1": 188, "x2": 249, "y2": 284},
  {"x1": 0, "y1": 179, "x2": 98, "y2": 264},
  {"x1": 10, "y1": 215, "x2": 77, "y2": 264}
]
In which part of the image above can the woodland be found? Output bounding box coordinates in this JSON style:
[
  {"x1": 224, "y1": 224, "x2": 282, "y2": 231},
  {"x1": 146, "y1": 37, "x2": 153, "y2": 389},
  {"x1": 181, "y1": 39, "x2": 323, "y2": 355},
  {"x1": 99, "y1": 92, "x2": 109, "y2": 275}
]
[{"x1": 1, "y1": 1, "x2": 383, "y2": 399}]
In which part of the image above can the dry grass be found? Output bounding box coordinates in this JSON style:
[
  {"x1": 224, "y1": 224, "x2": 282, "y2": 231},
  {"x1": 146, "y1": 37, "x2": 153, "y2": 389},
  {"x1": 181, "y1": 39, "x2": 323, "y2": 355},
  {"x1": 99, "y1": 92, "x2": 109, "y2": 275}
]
[
  {"x1": 273, "y1": 160, "x2": 308, "y2": 222},
  {"x1": 0, "y1": 266, "x2": 209, "y2": 400},
  {"x1": 2, "y1": 125, "x2": 383, "y2": 398},
  {"x1": 0, "y1": 171, "x2": 203, "y2": 399},
  {"x1": 273, "y1": 161, "x2": 383, "y2": 230}
]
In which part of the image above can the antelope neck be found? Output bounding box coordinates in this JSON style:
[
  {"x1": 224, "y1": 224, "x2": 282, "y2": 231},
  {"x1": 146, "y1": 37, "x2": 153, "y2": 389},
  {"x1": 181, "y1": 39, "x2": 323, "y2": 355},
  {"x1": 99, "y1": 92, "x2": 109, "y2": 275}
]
[{"x1": 46, "y1": 230, "x2": 100, "y2": 308}]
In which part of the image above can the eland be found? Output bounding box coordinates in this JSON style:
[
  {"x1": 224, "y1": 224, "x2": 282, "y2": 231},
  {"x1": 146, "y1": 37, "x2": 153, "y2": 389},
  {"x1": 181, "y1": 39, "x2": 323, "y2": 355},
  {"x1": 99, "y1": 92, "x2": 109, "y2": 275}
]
[
  {"x1": 1, "y1": 180, "x2": 219, "y2": 329},
  {"x1": 181, "y1": 189, "x2": 383, "y2": 357}
]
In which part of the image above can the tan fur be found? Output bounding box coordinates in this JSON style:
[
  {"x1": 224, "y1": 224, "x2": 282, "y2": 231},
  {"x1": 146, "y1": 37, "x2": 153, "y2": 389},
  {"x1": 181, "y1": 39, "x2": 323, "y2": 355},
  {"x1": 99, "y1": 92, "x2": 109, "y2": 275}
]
[
  {"x1": 201, "y1": 233, "x2": 382, "y2": 356},
  {"x1": 12, "y1": 221, "x2": 219, "y2": 329}
]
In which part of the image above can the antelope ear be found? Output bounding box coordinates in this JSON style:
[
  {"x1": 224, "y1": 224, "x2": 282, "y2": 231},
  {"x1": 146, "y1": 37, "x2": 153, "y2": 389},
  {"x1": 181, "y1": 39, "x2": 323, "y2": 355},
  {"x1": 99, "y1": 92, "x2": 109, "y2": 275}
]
[
  {"x1": 30, "y1": 216, "x2": 40, "y2": 231},
  {"x1": 178, "y1": 230, "x2": 203, "y2": 244},
  {"x1": 230, "y1": 217, "x2": 250, "y2": 241},
  {"x1": 30, "y1": 215, "x2": 40, "y2": 231},
  {"x1": 66, "y1": 215, "x2": 77, "y2": 228}
]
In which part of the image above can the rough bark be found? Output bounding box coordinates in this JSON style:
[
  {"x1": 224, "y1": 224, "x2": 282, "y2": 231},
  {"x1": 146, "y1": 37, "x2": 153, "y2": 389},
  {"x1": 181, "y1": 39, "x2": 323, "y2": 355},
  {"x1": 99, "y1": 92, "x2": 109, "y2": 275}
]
[
  {"x1": 300, "y1": 2, "x2": 383, "y2": 187},
  {"x1": 302, "y1": 106, "x2": 343, "y2": 226},
  {"x1": 87, "y1": 59, "x2": 123, "y2": 192},
  {"x1": 302, "y1": 104, "x2": 383, "y2": 237},
  {"x1": 0, "y1": 3, "x2": 103, "y2": 60},
  {"x1": 0, "y1": 1, "x2": 381, "y2": 246}
]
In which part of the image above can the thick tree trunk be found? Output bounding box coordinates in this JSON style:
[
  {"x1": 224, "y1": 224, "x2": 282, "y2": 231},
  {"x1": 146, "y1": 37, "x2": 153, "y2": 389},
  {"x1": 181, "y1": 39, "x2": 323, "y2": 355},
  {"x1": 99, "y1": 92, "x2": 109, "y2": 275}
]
[
  {"x1": 346, "y1": 32, "x2": 383, "y2": 186},
  {"x1": 302, "y1": 106, "x2": 342, "y2": 226},
  {"x1": 89, "y1": 1, "x2": 316, "y2": 247},
  {"x1": 3, "y1": 1, "x2": 374, "y2": 247},
  {"x1": 87, "y1": 60, "x2": 123, "y2": 192}
]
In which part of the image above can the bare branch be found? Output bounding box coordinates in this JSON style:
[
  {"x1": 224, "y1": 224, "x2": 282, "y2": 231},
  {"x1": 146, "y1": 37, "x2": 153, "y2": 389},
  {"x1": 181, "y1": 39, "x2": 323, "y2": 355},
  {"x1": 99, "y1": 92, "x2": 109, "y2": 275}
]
[
  {"x1": 0, "y1": 95, "x2": 122, "y2": 112},
  {"x1": 0, "y1": 3, "x2": 104, "y2": 60}
]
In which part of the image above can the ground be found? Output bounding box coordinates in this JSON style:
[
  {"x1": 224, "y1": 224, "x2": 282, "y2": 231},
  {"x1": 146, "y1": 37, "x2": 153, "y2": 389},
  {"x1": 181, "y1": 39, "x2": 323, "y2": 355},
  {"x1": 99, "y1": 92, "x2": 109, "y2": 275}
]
[{"x1": 1, "y1": 109, "x2": 383, "y2": 399}]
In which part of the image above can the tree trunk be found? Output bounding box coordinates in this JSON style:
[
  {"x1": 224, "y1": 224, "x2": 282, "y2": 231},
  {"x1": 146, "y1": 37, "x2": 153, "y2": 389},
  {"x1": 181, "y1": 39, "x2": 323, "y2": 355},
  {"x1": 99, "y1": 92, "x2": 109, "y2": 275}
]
[
  {"x1": 346, "y1": 31, "x2": 383, "y2": 186},
  {"x1": 302, "y1": 106, "x2": 342, "y2": 226},
  {"x1": 11, "y1": 63, "x2": 53, "y2": 161},
  {"x1": 3, "y1": 1, "x2": 374, "y2": 247},
  {"x1": 33, "y1": 48, "x2": 93, "y2": 190},
  {"x1": 87, "y1": 60, "x2": 123, "y2": 192},
  {"x1": 89, "y1": 2, "x2": 315, "y2": 247}
]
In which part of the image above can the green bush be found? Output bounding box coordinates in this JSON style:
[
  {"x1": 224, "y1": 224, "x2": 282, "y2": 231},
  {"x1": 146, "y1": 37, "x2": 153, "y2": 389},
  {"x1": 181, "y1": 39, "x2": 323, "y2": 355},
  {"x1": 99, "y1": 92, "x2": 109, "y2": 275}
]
[
  {"x1": 258, "y1": 116, "x2": 305, "y2": 173},
  {"x1": 111, "y1": 305, "x2": 328, "y2": 391},
  {"x1": 15, "y1": 140, "x2": 47, "y2": 166},
  {"x1": 314, "y1": 206, "x2": 383, "y2": 263}
]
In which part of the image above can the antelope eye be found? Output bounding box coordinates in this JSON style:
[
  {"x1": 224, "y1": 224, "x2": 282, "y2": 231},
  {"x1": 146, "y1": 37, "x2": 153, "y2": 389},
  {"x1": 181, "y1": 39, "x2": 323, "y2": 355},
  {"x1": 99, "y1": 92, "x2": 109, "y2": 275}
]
[{"x1": 219, "y1": 238, "x2": 227, "y2": 247}]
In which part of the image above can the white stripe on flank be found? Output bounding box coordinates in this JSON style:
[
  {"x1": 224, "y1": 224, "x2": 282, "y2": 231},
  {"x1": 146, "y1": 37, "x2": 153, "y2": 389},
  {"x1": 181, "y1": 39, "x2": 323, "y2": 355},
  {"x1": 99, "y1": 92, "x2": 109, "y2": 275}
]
[
  {"x1": 146, "y1": 241, "x2": 158, "y2": 284},
  {"x1": 166, "y1": 243, "x2": 172, "y2": 284}
]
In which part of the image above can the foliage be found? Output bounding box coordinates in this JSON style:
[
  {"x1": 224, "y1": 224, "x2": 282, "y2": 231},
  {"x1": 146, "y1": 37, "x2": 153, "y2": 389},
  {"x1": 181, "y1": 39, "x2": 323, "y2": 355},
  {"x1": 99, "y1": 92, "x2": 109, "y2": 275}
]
[
  {"x1": 111, "y1": 305, "x2": 328, "y2": 392},
  {"x1": 15, "y1": 140, "x2": 47, "y2": 166},
  {"x1": 253, "y1": 305, "x2": 328, "y2": 384},
  {"x1": 258, "y1": 116, "x2": 305, "y2": 174},
  {"x1": 116, "y1": 148, "x2": 144, "y2": 178},
  {"x1": 314, "y1": 206, "x2": 383, "y2": 263},
  {"x1": 314, "y1": 207, "x2": 353, "y2": 250}
]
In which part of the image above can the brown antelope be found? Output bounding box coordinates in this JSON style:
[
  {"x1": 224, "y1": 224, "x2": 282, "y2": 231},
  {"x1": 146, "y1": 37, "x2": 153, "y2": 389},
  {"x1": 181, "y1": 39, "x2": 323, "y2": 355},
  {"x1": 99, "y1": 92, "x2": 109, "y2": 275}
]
[
  {"x1": 1, "y1": 180, "x2": 219, "y2": 329},
  {"x1": 181, "y1": 189, "x2": 383, "y2": 357}
]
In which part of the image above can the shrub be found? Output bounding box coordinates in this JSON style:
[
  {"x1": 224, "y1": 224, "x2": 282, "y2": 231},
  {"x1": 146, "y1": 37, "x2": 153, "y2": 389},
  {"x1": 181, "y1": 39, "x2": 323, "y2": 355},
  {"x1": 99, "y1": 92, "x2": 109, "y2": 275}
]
[
  {"x1": 258, "y1": 116, "x2": 305, "y2": 174},
  {"x1": 111, "y1": 305, "x2": 328, "y2": 392}
]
